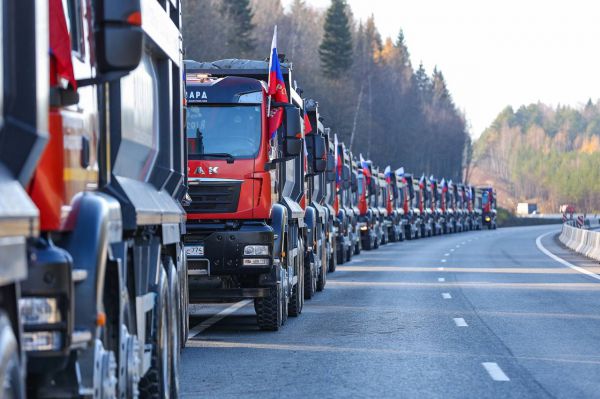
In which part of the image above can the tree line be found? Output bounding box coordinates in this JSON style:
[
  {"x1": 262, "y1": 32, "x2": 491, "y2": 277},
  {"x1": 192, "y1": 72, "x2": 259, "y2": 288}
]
[
  {"x1": 182, "y1": 0, "x2": 470, "y2": 180},
  {"x1": 472, "y1": 100, "x2": 600, "y2": 212}
]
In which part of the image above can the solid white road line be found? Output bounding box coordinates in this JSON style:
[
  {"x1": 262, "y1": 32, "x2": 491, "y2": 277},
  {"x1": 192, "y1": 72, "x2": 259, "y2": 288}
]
[
  {"x1": 438, "y1": 277, "x2": 445, "y2": 282},
  {"x1": 437, "y1": 267, "x2": 445, "y2": 271},
  {"x1": 442, "y1": 293, "x2": 452, "y2": 299},
  {"x1": 482, "y1": 362, "x2": 510, "y2": 381},
  {"x1": 189, "y1": 299, "x2": 253, "y2": 338},
  {"x1": 536, "y1": 231, "x2": 600, "y2": 282},
  {"x1": 453, "y1": 317, "x2": 468, "y2": 327}
]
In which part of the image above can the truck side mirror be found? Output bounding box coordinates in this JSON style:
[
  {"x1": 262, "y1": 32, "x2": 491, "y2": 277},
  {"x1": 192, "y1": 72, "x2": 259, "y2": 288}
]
[
  {"x1": 326, "y1": 154, "x2": 335, "y2": 182},
  {"x1": 284, "y1": 106, "x2": 302, "y2": 138},
  {"x1": 281, "y1": 105, "x2": 302, "y2": 157},
  {"x1": 95, "y1": 0, "x2": 143, "y2": 74},
  {"x1": 284, "y1": 137, "x2": 302, "y2": 157},
  {"x1": 313, "y1": 137, "x2": 326, "y2": 173},
  {"x1": 342, "y1": 166, "x2": 351, "y2": 189},
  {"x1": 351, "y1": 173, "x2": 358, "y2": 192}
]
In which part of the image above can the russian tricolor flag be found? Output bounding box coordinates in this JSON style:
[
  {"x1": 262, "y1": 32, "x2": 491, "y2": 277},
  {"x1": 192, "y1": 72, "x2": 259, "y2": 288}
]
[
  {"x1": 267, "y1": 26, "x2": 289, "y2": 140},
  {"x1": 384, "y1": 166, "x2": 392, "y2": 183},
  {"x1": 360, "y1": 154, "x2": 371, "y2": 183}
]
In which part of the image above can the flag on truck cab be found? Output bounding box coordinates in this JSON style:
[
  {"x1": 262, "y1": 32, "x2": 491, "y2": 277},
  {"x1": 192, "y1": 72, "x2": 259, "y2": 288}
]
[
  {"x1": 50, "y1": 0, "x2": 77, "y2": 90},
  {"x1": 360, "y1": 154, "x2": 371, "y2": 184},
  {"x1": 440, "y1": 178, "x2": 448, "y2": 192},
  {"x1": 419, "y1": 175, "x2": 425, "y2": 189},
  {"x1": 334, "y1": 134, "x2": 341, "y2": 187},
  {"x1": 267, "y1": 26, "x2": 288, "y2": 140},
  {"x1": 395, "y1": 167, "x2": 405, "y2": 177},
  {"x1": 384, "y1": 166, "x2": 392, "y2": 183},
  {"x1": 304, "y1": 113, "x2": 312, "y2": 135}
]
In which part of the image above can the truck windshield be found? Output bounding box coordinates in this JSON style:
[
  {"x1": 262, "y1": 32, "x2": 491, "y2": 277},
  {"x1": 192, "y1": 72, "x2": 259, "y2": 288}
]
[{"x1": 186, "y1": 105, "x2": 261, "y2": 159}]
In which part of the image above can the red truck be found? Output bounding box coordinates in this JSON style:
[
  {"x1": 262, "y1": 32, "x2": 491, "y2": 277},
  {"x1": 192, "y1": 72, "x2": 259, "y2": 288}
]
[
  {"x1": 184, "y1": 59, "x2": 306, "y2": 330},
  {"x1": 2, "y1": 0, "x2": 188, "y2": 397}
]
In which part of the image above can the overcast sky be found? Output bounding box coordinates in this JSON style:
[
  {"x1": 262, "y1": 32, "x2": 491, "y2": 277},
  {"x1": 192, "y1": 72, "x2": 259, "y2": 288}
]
[{"x1": 282, "y1": 0, "x2": 600, "y2": 137}]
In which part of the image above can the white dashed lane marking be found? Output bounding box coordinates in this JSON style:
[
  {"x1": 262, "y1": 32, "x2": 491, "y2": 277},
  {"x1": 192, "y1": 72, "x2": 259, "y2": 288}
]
[
  {"x1": 482, "y1": 362, "x2": 510, "y2": 381},
  {"x1": 189, "y1": 300, "x2": 252, "y2": 338},
  {"x1": 442, "y1": 293, "x2": 452, "y2": 299},
  {"x1": 453, "y1": 318, "x2": 468, "y2": 327}
]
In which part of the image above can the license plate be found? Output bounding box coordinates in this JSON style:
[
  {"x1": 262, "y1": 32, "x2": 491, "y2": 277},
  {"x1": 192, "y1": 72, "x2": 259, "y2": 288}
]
[{"x1": 185, "y1": 245, "x2": 204, "y2": 257}]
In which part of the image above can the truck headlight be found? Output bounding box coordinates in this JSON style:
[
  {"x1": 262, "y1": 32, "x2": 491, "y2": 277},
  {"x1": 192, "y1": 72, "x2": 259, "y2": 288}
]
[
  {"x1": 243, "y1": 245, "x2": 269, "y2": 256},
  {"x1": 485, "y1": 216, "x2": 491, "y2": 222},
  {"x1": 22, "y1": 331, "x2": 62, "y2": 352},
  {"x1": 19, "y1": 297, "x2": 61, "y2": 325},
  {"x1": 360, "y1": 225, "x2": 368, "y2": 231}
]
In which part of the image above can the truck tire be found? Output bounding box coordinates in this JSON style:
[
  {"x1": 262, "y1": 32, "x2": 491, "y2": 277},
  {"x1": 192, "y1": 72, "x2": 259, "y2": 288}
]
[
  {"x1": 166, "y1": 259, "x2": 181, "y2": 398},
  {"x1": 139, "y1": 270, "x2": 171, "y2": 399},
  {"x1": 255, "y1": 282, "x2": 283, "y2": 331},
  {"x1": 317, "y1": 244, "x2": 327, "y2": 292},
  {"x1": 354, "y1": 239, "x2": 361, "y2": 255},
  {"x1": 178, "y1": 248, "x2": 189, "y2": 349},
  {"x1": 289, "y1": 243, "x2": 304, "y2": 316},
  {"x1": 303, "y1": 255, "x2": 315, "y2": 300},
  {"x1": 337, "y1": 243, "x2": 345, "y2": 265},
  {"x1": 0, "y1": 313, "x2": 24, "y2": 399},
  {"x1": 329, "y1": 242, "x2": 337, "y2": 273}
]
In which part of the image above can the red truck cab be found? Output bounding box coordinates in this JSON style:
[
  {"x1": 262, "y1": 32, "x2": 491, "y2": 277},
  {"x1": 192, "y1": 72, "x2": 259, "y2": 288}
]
[{"x1": 183, "y1": 59, "x2": 306, "y2": 331}]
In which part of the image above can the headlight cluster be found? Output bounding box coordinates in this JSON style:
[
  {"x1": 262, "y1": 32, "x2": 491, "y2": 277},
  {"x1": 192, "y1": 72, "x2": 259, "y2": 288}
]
[
  {"x1": 243, "y1": 245, "x2": 270, "y2": 266},
  {"x1": 19, "y1": 297, "x2": 63, "y2": 352},
  {"x1": 243, "y1": 245, "x2": 269, "y2": 256}
]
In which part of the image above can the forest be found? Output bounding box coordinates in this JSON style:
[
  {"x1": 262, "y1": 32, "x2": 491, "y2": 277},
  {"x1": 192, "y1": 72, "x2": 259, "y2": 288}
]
[
  {"x1": 182, "y1": 0, "x2": 470, "y2": 180},
  {"x1": 471, "y1": 101, "x2": 600, "y2": 213}
]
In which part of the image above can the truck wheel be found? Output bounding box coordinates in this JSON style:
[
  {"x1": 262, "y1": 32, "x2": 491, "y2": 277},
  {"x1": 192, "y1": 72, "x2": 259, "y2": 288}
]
[
  {"x1": 289, "y1": 246, "x2": 304, "y2": 316},
  {"x1": 363, "y1": 237, "x2": 371, "y2": 250},
  {"x1": 304, "y1": 255, "x2": 315, "y2": 300},
  {"x1": 354, "y1": 240, "x2": 361, "y2": 255},
  {"x1": 329, "y1": 243, "x2": 337, "y2": 273},
  {"x1": 337, "y1": 244, "x2": 345, "y2": 265},
  {"x1": 0, "y1": 313, "x2": 24, "y2": 399},
  {"x1": 317, "y1": 244, "x2": 327, "y2": 292},
  {"x1": 166, "y1": 259, "x2": 181, "y2": 398},
  {"x1": 139, "y1": 270, "x2": 171, "y2": 399},
  {"x1": 255, "y1": 282, "x2": 283, "y2": 331},
  {"x1": 346, "y1": 245, "x2": 352, "y2": 262},
  {"x1": 178, "y1": 248, "x2": 189, "y2": 349}
]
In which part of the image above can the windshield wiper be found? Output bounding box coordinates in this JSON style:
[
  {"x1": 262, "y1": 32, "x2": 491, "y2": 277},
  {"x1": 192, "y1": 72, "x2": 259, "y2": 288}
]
[{"x1": 194, "y1": 153, "x2": 235, "y2": 164}]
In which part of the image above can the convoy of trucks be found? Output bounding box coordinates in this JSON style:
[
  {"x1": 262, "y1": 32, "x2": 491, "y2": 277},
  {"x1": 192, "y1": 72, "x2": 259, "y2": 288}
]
[{"x1": 0, "y1": 4, "x2": 497, "y2": 396}]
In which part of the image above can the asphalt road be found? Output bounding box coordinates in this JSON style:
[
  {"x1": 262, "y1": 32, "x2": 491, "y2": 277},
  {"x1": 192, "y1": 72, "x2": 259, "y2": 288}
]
[{"x1": 179, "y1": 225, "x2": 600, "y2": 398}]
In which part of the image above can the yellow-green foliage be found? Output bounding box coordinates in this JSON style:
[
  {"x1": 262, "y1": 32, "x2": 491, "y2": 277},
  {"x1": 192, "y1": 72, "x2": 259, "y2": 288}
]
[{"x1": 475, "y1": 101, "x2": 600, "y2": 212}]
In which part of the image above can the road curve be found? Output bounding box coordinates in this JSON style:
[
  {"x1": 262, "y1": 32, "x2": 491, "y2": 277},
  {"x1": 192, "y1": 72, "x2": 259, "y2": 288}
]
[{"x1": 180, "y1": 225, "x2": 600, "y2": 398}]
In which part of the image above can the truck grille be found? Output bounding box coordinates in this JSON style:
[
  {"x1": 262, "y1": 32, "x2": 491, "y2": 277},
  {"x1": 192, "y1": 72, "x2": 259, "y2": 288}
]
[{"x1": 186, "y1": 180, "x2": 242, "y2": 214}]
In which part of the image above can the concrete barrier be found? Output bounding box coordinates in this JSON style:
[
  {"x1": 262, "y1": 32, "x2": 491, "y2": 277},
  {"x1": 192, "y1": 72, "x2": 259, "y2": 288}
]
[{"x1": 559, "y1": 223, "x2": 600, "y2": 261}]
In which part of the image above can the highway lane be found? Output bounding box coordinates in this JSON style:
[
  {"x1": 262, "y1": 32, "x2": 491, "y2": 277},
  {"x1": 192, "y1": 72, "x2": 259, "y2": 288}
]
[{"x1": 179, "y1": 225, "x2": 600, "y2": 398}]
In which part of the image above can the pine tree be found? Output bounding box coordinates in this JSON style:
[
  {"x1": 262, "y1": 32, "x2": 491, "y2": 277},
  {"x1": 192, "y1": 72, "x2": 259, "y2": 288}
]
[
  {"x1": 319, "y1": 0, "x2": 353, "y2": 79},
  {"x1": 221, "y1": 0, "x2": 256, "y2": 57}
]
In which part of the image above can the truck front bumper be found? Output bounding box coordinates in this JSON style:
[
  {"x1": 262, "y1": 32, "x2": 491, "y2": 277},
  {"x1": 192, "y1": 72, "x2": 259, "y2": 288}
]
[{"x1": 185, "y1": 222, "x2": 274, "y2": 276}]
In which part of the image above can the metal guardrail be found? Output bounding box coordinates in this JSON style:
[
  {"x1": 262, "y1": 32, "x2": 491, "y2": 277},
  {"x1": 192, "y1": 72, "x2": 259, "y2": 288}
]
[{"x1": 559, "y1": 223, "x2": 600, "y2": 261}]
